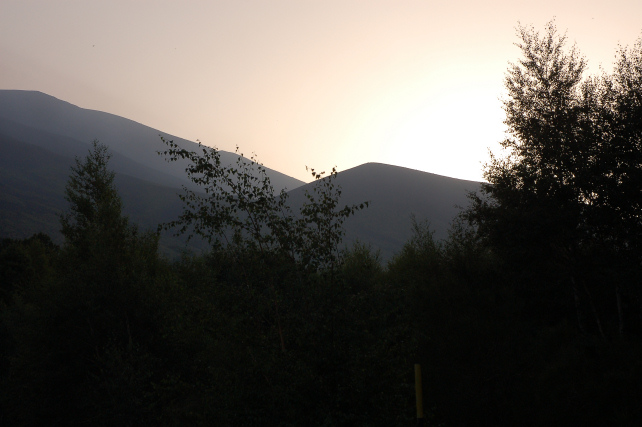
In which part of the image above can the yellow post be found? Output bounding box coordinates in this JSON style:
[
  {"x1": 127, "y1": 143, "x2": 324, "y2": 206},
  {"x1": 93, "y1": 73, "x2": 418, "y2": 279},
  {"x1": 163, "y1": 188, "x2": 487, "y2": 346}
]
[{"x1": 415, "y1": 364, "x2": 425, "y2": 425}]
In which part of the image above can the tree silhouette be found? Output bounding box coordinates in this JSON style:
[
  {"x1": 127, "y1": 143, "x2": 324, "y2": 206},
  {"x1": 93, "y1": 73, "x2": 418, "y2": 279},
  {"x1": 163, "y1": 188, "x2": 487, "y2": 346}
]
[
  {"x1": 159, "y1": 138, "x2": 367, "y2": 272},
  {"x1": 466, "y1": 21, "x2": 642, "y2": 338}
]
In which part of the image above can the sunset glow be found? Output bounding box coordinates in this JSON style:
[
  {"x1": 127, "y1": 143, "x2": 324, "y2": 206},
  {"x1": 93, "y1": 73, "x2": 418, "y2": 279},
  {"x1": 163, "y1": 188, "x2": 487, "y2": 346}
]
[{"x1": 2, "y1": 0, "x2": 641, "y2": 182}]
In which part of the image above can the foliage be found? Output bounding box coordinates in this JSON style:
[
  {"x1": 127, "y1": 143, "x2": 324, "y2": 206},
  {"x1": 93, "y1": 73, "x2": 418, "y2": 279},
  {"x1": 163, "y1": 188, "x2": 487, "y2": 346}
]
[
  {"x1": 60, "y1": 141, "x2": 127, "y2": 251},
  {"x1": 5, "y1": 24, "x2": 642, "y2": 425},
  {"x1": 466, "y1": 21, "x2": 642, "y2": 339},
  {"x1": 0, "y1": 233, "x2": 58, "y2": 305},
  {"x1": 1, "y1": 140, "x2": 417, "y2": 426},
  {"x1": 388, "y1": 220, "x2": 528, "y2": 425},
  {"x1": 152, "y1": 245, "x2": 414, "y2": 425},
  {"x1": 467, "y1": 22, "x2": 588, "y2": 272},
  {"x1": 158, "y1": 138, "x2": 367, "y2": 271},
  {"x1": 1, "y1": 142, "x2": 162, "y2": 425}
]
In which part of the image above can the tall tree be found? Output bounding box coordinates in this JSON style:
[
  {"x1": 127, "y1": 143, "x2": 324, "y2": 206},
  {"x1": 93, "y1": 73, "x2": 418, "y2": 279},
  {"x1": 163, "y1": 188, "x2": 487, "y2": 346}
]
[
  {"x1": 466, "y1": 22, "x2": 642, "y2": 337},
  {"x1": 468, "y1": 22, "x2": 590, "y2": 288},
  {"x1": 2, "y1": 141, "x2": 162, "y2": 425},
  {"x1": 60, "y1": 141, "x2": 129, "y2": 254},
  {"x1": 596, "y1": 39, "x2": 642, "y2": 250},
  {"x1": 60, "y1": 140, "x2": 158, "y2": 275}
]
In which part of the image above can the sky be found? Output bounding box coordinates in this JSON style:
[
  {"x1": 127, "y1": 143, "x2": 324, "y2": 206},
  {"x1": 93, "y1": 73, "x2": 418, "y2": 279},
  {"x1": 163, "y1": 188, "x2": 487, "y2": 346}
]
[{"x1": 2, "y1": 0, "x2": 642, "y2": 183}]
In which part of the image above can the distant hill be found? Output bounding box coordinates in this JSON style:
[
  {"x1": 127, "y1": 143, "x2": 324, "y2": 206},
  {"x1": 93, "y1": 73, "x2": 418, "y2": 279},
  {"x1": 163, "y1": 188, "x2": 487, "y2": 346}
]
[
  {"x1": 288, "y1": 163, "x2": 480, "y2": 260},
  {"x1": 0, "y1": 90, "x2": 304, "y2": 193},
  {"x1": 0, "y1": 131, "x2": 205, "y2": 256},
  {"x1": 0, "y1": 90, "x2": 481, "y2": 260},
  {"x1": 0, "y1": 90, "x2": 304, "y2": 255}
]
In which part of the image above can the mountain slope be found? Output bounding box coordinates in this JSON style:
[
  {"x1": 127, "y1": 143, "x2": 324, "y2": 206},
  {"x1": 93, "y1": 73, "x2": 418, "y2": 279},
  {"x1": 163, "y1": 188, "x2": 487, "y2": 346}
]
[
  {"x1": 0, "y1": 90, "x2": 304, "y2": 193},
  {"x1": 287, "y1": 163, "x2": 480, "y2": 260},
  {"x1": 0, "y1": 90, "x2": 482, "y2": 260},
  {"x1": 0, "y1": 131, "x2": 206, "y2": 256},
  {"x1": 0, "y1": 116, "x2": 192, "y2": 190}
]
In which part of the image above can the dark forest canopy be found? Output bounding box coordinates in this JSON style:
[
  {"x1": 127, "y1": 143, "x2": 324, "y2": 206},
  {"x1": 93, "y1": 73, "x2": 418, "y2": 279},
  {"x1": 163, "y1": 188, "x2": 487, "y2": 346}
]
[{"x1": 2, "y1": 22, "x2": 642, "y2": 426}]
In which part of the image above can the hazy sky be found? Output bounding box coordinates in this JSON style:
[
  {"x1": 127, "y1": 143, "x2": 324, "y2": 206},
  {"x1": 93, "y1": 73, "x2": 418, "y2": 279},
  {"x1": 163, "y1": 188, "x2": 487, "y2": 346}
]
[{"x1": 2, "y1": 0, "x2": 641, "y2": 182}]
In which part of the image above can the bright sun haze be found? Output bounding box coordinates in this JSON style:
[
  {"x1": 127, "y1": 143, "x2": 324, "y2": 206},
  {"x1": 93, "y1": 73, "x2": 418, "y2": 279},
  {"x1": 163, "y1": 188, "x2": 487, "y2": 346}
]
[{"x1": 2, "y1": 0, "x2": 641, "y2": 182}]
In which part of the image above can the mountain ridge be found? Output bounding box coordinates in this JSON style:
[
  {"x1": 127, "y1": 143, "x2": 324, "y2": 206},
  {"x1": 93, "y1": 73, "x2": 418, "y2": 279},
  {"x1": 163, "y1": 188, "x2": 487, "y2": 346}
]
[
  {"x1": 0, "y1": 90, "x2": 304, "y2": 193},
  {"x1": 0, "y1": 90, "x2": 481, "y2": 259},
  {"x1": 288, "y1": 161, "x2": 479, "y2": 260}
]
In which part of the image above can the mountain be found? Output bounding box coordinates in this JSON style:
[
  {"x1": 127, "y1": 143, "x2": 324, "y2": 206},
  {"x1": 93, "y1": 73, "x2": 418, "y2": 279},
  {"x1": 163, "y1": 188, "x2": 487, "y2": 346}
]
[
  {"x1": 288, "y1": 163, "x2": 480, "y2": 260},
  {"x1": 0, "y1": 90, "x2": 304, "y2": 193},
  {"x1": 0, "y1": 90, "x2": 303, "y2": 255},
  {"x1": 0, "y1": 130, "x2": 208, "y2": 256},
  {"x1": 0, "y1": 90, "x2": 481, "y2": 260}
]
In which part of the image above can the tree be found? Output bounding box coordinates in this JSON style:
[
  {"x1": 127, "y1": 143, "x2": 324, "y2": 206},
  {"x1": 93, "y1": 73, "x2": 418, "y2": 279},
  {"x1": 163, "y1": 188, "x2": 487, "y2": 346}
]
[
  {"x1": 466, "y1": 21, "x2": 642, "y2": 338},
  {"x1": 159, "y1": 139, "x2": 368, "y2": 355},
  {"x1": 60, "y1": 140, "x2": 158, "y2": 275},
  {"x1": 60, "y1": 141, "x2": 127, "y2": 249},
  {"x1": 467, "y1": 21, "x2": 590, "y2": 303},
  {"x1": 0, "y1": 141, "x2": 162, "y2": 425},
  {"x1": 595, "y1": 38, "x2": 642, "y2": 252},
  {"x1": 159, "y1": 138, "x2": 367, "y2": 272}
]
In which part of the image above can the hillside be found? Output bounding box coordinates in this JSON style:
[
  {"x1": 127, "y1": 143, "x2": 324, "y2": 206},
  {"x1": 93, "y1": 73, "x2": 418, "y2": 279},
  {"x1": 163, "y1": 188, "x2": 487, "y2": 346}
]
[
  {"x1": 0, "y1": 90, "x2": 304, "y2": 193},
  {"x1": 0, "y1": 132, "x2": 208, "y2": 256},
  {"x1": 0, "y1": 90, "x2": 481, "y2": 259},
  {"x1": 288, "y1": 163, "x2": 480, "y2": 260}
]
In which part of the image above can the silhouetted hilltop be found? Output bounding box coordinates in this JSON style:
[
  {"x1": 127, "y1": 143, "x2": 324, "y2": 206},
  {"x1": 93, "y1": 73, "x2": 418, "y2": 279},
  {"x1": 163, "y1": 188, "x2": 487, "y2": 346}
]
[{"x1": 288, "y1": 162, "x2": 480, "y2": 260}]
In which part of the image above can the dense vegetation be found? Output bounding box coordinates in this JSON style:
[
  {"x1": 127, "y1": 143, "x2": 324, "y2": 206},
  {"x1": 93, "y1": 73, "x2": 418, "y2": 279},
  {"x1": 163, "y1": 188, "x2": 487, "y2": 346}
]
[{"x1": 2, "y1": 22, "x2": 642, "y2": 425}]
